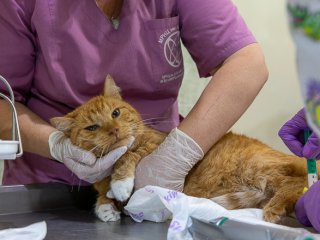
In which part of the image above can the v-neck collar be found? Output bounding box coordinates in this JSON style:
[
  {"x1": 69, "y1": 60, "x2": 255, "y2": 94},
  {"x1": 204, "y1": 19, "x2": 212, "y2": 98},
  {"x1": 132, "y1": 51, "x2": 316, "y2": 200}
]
[{"x1": 95, "y1": 0, "x2": 124, "y2": 29}]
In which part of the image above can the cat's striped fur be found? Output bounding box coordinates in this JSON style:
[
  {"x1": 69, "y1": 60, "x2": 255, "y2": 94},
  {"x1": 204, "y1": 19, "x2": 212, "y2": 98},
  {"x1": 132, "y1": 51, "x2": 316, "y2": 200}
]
[{"x1": 51, "y1": 75, "x2": 319, "y2": 223}]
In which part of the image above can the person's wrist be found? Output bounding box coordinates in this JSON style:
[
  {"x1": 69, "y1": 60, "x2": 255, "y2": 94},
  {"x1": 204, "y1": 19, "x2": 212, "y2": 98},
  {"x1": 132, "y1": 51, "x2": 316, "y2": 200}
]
[
  {"x1": 48, "y1": 130, "x2": 66, "y2": 162},
  {"x1": 174, "y1": 127, "x2": 204, "y2": 159},
  {"x1": 134, "y1": 127, "x2": 204, "y2": 191}
]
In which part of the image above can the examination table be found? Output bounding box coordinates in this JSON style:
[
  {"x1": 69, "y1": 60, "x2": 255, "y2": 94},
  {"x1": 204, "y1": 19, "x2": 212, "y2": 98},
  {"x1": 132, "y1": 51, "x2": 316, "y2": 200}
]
[
  {"x1": 0, "y1": 183, "x2": 169, "y2": 239},
  {"x1": 0, "y1": 183, "x2": 319, "y2": 240}
]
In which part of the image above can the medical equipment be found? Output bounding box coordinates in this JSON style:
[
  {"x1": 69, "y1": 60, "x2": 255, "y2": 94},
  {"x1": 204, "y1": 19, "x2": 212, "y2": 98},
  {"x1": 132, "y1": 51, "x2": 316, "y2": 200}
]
[
  {"x1": 0, "y1": 75, "x2": 23, "y2": 160},
  {"x1": 189, "y1": 216, "x2": 316, "y2": 240},
  {"x1": 304, "y1": 129, "x2": 318, "y2": 188}
]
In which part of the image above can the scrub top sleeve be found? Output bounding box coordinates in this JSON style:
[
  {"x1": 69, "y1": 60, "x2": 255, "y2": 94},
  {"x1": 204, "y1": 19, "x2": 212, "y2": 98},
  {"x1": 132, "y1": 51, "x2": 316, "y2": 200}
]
[
  {"x1": 177, "y1": 0, "x2": 257, "y2": 78},
  {"x1": 0, "y1": 0, "x2": 36, "y2": 103}
]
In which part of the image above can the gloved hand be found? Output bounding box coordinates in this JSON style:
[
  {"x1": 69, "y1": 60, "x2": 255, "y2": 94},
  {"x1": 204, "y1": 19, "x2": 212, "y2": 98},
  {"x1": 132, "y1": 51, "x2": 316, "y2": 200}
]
[
  {"x1": 295, "y1": 181, "x2": 320, "y2": 232},
  {"x1": 48, "y1": 131, "x2": 131, "y2": 183},
  {"x1": 278, "y1": 108, "x2": 320, "y2": 159},
  {"x1": 134, "y1": 127, "x2": 204, "y2": 192}
]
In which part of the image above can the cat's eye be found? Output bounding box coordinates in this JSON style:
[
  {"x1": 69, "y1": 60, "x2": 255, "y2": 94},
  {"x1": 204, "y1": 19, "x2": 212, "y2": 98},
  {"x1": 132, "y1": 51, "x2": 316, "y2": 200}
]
[
  {"x1": 84, "y1": 124, "x2": 99, "y2": 131},
  {"x1": 112, "y1": 108, "x2": 120, "y2": 118}
]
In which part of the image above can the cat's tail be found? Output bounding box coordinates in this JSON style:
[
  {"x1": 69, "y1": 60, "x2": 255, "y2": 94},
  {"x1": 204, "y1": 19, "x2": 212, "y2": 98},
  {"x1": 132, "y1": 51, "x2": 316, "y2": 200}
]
[{"x1": 210, "y1": 179, "x2": 268, "y2": 209}]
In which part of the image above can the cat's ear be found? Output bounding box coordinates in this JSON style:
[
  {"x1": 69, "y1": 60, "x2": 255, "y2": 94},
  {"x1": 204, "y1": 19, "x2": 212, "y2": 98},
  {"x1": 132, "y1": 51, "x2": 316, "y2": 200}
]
[
  {"x1": 104, "y1": 74, "x2": 122, "y2": 99},
  {"x1": 50, "y1": 117, "x2": 74, "y2": 133}
]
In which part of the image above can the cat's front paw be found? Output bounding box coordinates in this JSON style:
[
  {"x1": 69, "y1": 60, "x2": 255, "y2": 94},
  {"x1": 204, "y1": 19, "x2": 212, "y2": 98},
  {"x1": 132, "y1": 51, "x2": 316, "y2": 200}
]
[
  {"x1": 111, "y1": 177, "x2": 134, "y2": 202},
  {"x1": 95, "y1": 203, "x2": 121, "y2": 222}
]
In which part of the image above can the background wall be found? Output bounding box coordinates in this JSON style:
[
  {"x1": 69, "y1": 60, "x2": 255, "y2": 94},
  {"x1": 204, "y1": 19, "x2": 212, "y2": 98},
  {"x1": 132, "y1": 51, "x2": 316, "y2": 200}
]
[
  {"x1": 178, "y1": 0, "x2": 303, "y2": 153},
  {"x1": 0, "y1": 161, "x2": 2, "y2": 182}
]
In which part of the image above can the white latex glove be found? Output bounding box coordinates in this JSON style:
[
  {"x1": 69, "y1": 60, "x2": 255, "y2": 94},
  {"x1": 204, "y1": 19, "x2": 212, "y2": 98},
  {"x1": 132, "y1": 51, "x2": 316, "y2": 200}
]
[
  {"x1": 135, "y1": 127, "x2": 204, "y2": 192},
  {"x1": 48, "y1": 131, "x2": 133, "y2": 183}
]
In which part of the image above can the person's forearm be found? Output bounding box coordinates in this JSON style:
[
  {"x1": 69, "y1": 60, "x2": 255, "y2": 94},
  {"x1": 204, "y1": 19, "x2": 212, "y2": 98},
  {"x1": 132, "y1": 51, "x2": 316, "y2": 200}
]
[
  {"x1": 0, "y1": 100, "x2": 56, "y2": 158},
  {"x1": 178, "y1": 43, "x2": 269, "y2": 153}
]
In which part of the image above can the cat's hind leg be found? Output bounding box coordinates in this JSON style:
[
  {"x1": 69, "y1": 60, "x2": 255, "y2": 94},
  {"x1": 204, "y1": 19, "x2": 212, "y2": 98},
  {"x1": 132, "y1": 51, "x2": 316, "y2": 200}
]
[
  {"x1": 262, "y1": 179, "x2": 305, "y2": 223},
  {"x1": 211, "y1": 178, "x2": 268, "y2": 209},
  {"x1": 211, "y1": 188, "x2": 267, "y2": 209}
]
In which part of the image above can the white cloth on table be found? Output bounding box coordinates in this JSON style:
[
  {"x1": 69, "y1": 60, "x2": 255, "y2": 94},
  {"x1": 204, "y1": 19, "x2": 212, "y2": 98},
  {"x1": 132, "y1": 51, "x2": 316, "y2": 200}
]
[{"x1": 0, "y1": 221, "x2": 46, "y2": 240}]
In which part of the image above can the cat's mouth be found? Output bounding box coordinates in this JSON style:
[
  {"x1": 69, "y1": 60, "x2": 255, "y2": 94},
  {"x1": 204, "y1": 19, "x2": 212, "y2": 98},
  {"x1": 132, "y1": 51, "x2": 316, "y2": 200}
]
[{"x1": 108, "y1": 136, "x2": 135, "y2": 152}]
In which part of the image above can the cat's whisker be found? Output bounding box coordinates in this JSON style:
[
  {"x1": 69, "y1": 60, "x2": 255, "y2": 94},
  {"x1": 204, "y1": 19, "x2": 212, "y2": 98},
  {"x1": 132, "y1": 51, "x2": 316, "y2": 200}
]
[
  {"x1": 97, "y1": 145, "x2": 106, "y2": 175},
  {"x1": 77, "y1": 181, "x2": 82, "y2": 192},
  {"x1": 132, "y1": 126, "x2": 170, "y2": 132},
  {"x1": 130, "y1": 129, "x2": 159, "y2": 136},
  {"x1": 141, "y1": 116, "x2": 169, "y2": 121},
  {"x1": 79, "y1": 144, "x2": 103, "y2": 157},
  {"x1": 133, "y1": 129, "x2": 158, "y2": 135},
  {"x1": 129, "y1": 119, "x2": 159, "y2": 127},
  {"x1": 77, "y1": 136, "x2": 99, "y2": 142},
  {"x1": 130, "y1": 120, "x2": 175, "y2": 129},
  {"x1": 70, "y1": 160, "x2": 82, "y2": 182},
  {"x1": 138, "y1": 114, "x2": 169, "y2": 117},
  {"x1": 88, "y1": 144, "x2": 100, "y2": 153},
  {"x1": 93, "y1": 143, "x2": 112, "y2": 157},
  {"x1": 131, "y1": 117, "x2": 172, "y2": 126},
  {"x1": 141, "y1": 120, "x2": 172, "y2": 123},
  {"x1": 141, "y1": 120, "x2": 175, "y2": 126}
]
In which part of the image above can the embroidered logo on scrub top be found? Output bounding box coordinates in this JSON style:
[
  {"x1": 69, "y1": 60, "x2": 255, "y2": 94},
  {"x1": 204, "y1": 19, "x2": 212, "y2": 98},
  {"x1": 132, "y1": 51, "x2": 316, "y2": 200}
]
[
  {"x1": 164, "y1": 31, "x2": 182, "y2": 67},
  {"x1": 158, "y1": 26, "x2": 183, "y2": 84}
]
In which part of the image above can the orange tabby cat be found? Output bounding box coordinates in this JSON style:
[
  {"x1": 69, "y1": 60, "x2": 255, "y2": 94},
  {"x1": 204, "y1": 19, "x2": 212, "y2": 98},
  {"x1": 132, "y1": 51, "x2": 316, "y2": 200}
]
[{"x1": 51, "y1": 75, "x2": 319, "y2": 224}]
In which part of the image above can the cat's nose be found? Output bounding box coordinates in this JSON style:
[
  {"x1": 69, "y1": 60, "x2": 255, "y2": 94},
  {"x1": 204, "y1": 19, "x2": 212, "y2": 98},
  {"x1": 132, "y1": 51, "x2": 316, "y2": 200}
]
[{"x1": 108, "y1": 128, "x2": 119, "y2": 136}]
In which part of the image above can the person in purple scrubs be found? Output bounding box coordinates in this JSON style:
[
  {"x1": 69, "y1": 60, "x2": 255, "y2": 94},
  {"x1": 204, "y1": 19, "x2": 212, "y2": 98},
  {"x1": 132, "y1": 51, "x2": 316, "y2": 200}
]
[{"x1": 0, "y1": 0, "x2": 268, "y2": 191}]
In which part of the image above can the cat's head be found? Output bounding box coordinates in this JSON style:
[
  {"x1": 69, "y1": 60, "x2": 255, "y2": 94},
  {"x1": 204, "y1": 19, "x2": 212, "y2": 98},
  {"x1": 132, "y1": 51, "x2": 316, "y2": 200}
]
[{"x1": 50, "y1": 75, "x2": 141, "y2": 157}]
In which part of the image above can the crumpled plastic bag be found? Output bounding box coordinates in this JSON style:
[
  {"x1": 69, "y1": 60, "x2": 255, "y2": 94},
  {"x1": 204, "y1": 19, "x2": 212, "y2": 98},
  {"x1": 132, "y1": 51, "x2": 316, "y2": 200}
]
[
  {"x1": 125, "y1": 186, "x2": 315, "y2": 240},
  {"x1": 0, "y1": 221, "x2": 47, "y2": 240}
]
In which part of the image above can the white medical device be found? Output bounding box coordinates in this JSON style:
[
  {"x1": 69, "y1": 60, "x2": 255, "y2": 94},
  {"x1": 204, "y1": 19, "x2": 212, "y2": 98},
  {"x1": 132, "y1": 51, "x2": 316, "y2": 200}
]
[{"x1": 0, "y1": 75, "x2": 23, "y2": 160}]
